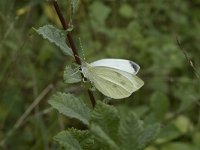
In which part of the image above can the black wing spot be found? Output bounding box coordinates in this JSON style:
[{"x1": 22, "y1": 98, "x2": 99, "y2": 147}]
[{"x1": 129, "y1": 61, "x2": 139, "y2": 72}]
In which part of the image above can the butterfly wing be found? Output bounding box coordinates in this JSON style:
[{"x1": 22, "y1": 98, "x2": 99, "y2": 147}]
[
  {"x1": 87, "y1": 66, "x2": 144, "y2": 99},
  {"x1": 90, "y1": 59, "x2": 140, "y2": 75}
]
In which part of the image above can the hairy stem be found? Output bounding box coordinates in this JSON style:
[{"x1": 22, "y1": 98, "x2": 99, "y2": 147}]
[{"x1": 51, "y1": 0, "x2": 96, "y2": 107}]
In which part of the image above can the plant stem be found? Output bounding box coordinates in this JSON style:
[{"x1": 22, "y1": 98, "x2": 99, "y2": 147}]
[{"x1": 51, "y1": 0, "x2": 96, "y2": 107}]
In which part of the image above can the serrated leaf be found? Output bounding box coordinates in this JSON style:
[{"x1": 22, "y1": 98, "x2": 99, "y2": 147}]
[
  {"x1": 137, "y1": 124, "x2": 160, "y2": 150},
  {"x1": 34, "y1": 25, "x2": 73, "y2": 56},
  {"x1": 90, "y1": 101, "x2": 120, "y2": 141},
  {"x1": 89, "y1": 101, "x2": 120, "y2": 149},
  {"x1": 63, "y1": 65, "x2": 81, "y2": 84},
  {"x1": 54, "y1": 130, "x2": 82, "y2": 150},
  {"x1": 119, "y1": 112, "x2": 160, "y2": 150},
  {"x1": 48, "y1": 92, "x2": 90, "y2": 125},
  {"x1": 68, "y1": 128, "x2": 97, "y2": 150},
  {"x1": 90, "y1": 123, "x2": 119, "y2": 150},
  {"x1": 119, "y1": 112, "x2": 143, "y2": 150}
]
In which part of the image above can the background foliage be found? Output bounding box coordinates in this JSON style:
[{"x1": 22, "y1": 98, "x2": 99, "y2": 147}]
[{"x1": 0, "y1": 0, "x2": 200, "y2": 149}]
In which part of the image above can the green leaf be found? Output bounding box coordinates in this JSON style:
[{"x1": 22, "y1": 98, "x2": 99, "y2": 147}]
[
  {"x1": 90, "y1": 101, "x2": 120, "y2": 149},
  {"x1": 48, "y1": 92, "x2": 90, "y2": 125},
  {"x1": 193, "y1": 132, "x2": 200, "y2": 148},
  {"x1": 89, "y1": 1, "x2": 111, "y2": 27},
  {"x1": 173, "y1": 115, "x2": 193, "y2": 134},
  {"x1": 68, "y1": 128, "x2": 97, "y2": 150},
  {"x1": 90, "y1": 123, "x2": 119, "y2": 150},
  {"x1": 137, "y1": 124, "x2": 160, "y2": 150},
  {"x1": 156, "y1": 123, "x2": 181, "y2": 144},
  {"x1": 119, "y1": 112, "x2": 143, "y2": 150},
  {"x1": 34, "y1": 25, "x2": 73, "y2": 56},
  {"x1": 119, "y1": 112, "x2": 160, "y2": 150},
  {"x1": 119, "y1": 4, "x2": 134, "y2": 18},
  {"x1": 160, "y1": 142, "x2": 196, "y2": 150},
  {"x1": 66, "y1": 24, "x2": 74, "y2": 32},
  {"x1": 150, "y1": 92, "x2": 170, "y2": 121},
  {"x1": 63, "y1": 65, "x2": 81, "y2": 84},
  {"x1": 54, "y1": 130, "x2": 82, "y2": 150}
]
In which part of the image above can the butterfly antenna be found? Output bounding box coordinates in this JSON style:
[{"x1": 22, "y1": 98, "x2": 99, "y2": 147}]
[{"x1": 79, "y1": 37, "x2": 86, "y2": 61}]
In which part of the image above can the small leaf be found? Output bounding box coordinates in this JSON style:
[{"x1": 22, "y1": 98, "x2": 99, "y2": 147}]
[
  {"x1": 89, "y1": 101, "x2": 120, "y2": 149},
  {"x1": 34, "y1": 25, "x2": 73, "y2": 56},
  {"x1": 48, "y1": 92, "x2": 90, "y2": 125},
  {"x1": 66, "y1": 24, "x2": 74, "y2": 32},
  {"x1": 16, "y1": 6, "x2": 30, "y2": 16},
  {"x1": 119, "y1": 4, "x2": 134, "y2": 18},
  {"x1": 63, "y1": 65, "x2": 81, "y2": 84},
  {"x1": 173, "y1": 115, "x2": 193, "y2": 134},
  {"x1": 54, "y1": 130, "x2": 82, "y2": 150}
]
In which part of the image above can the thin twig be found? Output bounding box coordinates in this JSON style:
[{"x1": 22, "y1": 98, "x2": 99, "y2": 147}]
[
  {"x1": 176, "y1": 37, "x2": 200, "y2": 78},
  {"x1": 51, "y1": 0, "x2": 96, "y2": 107},
  {"x1": 0, "y1": 84, "x2": 53, "y2": 146},
  {"x1": 14, "y1": 84, "x2": 53, "y2": 129},
  {"x1": 16, "y1": 108, "x2": 54, "y2": 126},
  {"x1": 161, "y1": 38, "x2": 200, "y2": 125}
]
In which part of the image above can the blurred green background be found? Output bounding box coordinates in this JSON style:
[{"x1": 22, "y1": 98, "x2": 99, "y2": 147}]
[{"x1": 0, "y1": 0, "x2": 200, "y2": 149}]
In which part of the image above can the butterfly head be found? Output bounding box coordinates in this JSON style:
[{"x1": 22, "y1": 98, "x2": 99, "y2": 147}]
[{"x1": 81, "y1": 61, "x2": 91, "y2": 78}]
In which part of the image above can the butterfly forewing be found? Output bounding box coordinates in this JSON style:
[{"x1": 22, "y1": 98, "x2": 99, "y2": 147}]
[{"x1": 90, "y1": 59, "x2": 140, "y2": 75}]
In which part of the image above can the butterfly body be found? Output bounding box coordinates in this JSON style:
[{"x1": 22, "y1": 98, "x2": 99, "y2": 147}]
[{"x1": 81, "y1": 59, "x2": 144, "y2": 99}]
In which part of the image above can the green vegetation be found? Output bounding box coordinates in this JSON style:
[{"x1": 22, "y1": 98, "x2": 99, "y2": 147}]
[{"x1": 0, "y1": 0, "x2": 200, "y2": 149}]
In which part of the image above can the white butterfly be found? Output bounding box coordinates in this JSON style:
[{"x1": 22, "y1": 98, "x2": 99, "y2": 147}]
[{"x1": 81, "y1": 59, "x2": 144, "y2": 99}]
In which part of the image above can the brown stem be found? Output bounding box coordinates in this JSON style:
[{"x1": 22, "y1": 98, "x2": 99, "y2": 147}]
[
  {"x1": 51, "y1": 0, "x2": 96, "y2": 107},
  {"x1": 52, "y1": 1, "x2": 81, "y2": 65}
]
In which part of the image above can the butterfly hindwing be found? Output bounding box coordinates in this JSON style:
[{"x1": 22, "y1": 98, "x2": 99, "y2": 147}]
[{"x1": 87, "y1": 66, "x2": 143, "y2": 99}]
